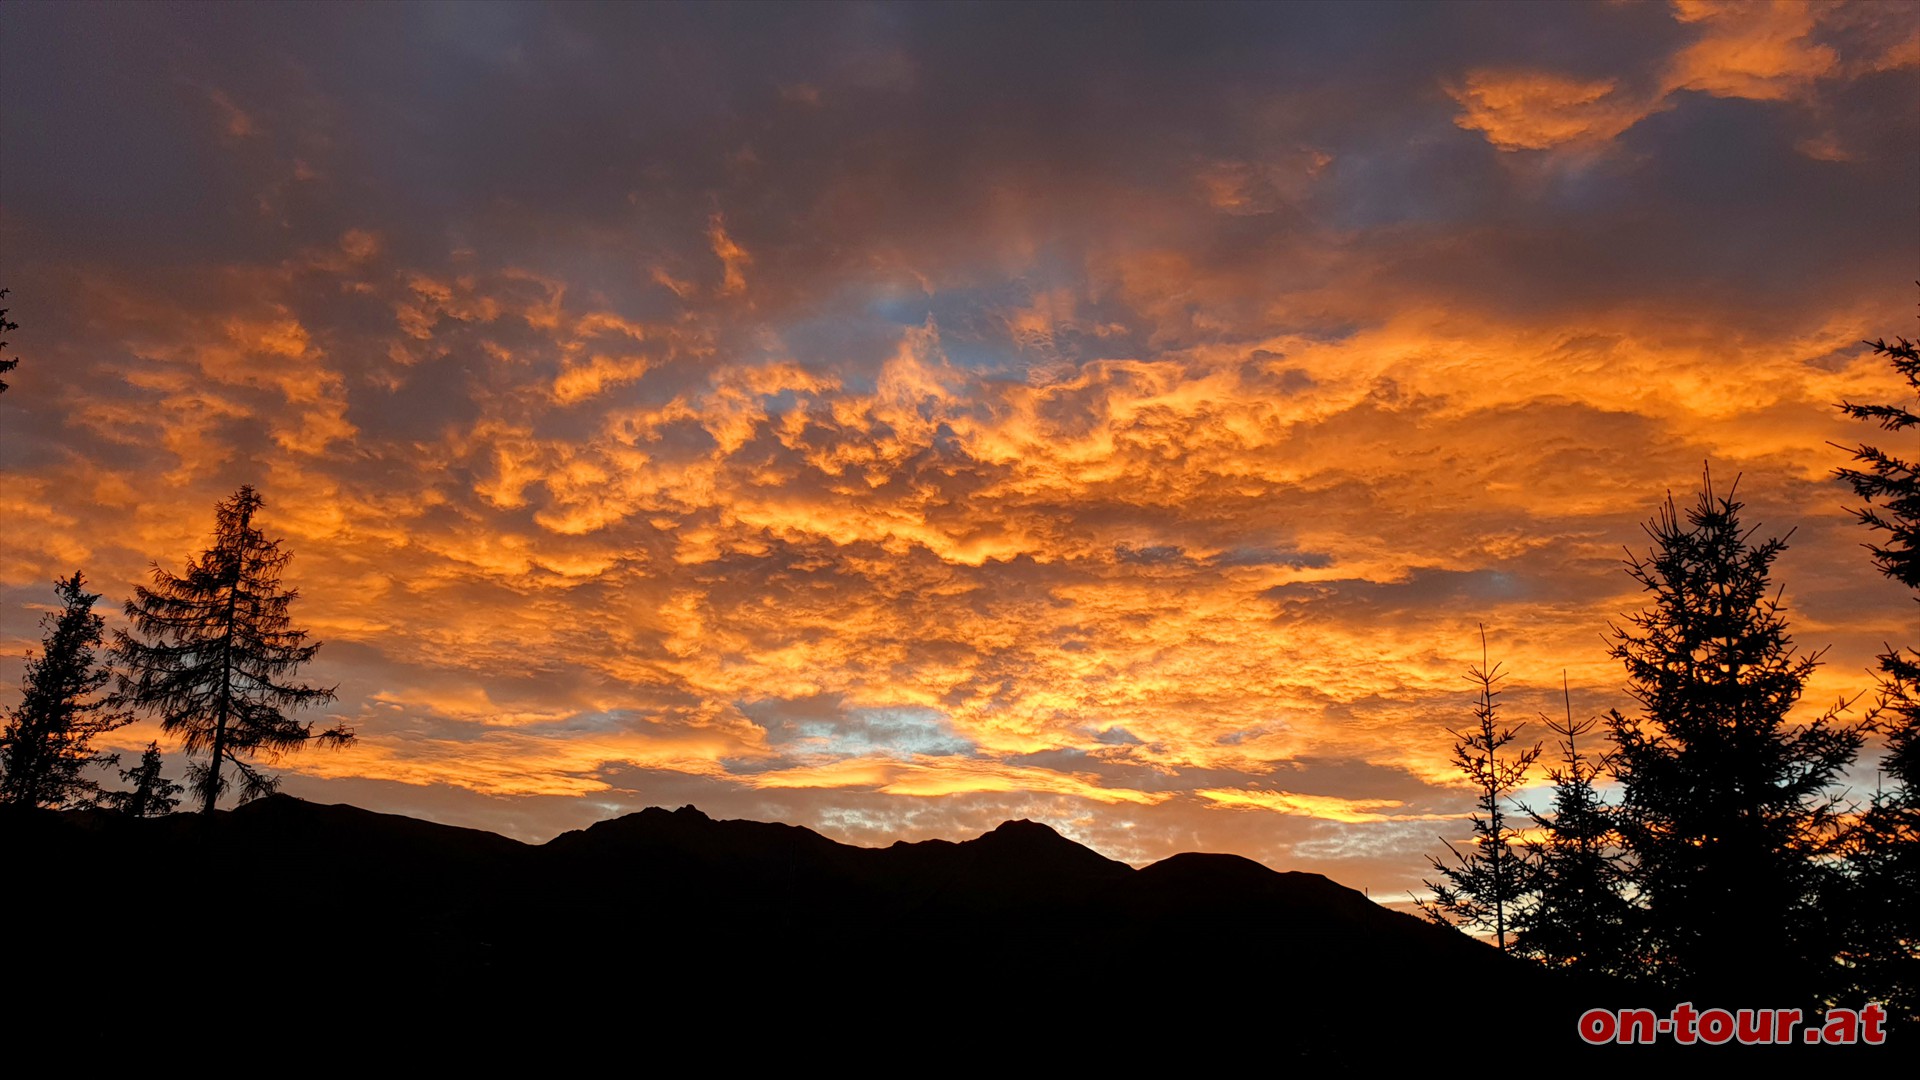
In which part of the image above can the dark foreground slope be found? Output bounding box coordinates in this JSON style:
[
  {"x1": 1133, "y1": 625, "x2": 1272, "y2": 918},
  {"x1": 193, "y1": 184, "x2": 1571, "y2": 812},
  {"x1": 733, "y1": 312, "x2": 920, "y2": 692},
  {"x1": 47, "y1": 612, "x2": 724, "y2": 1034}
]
[{"x1": 5, "y1": 797, "x2": 1631, "y2": 1064}]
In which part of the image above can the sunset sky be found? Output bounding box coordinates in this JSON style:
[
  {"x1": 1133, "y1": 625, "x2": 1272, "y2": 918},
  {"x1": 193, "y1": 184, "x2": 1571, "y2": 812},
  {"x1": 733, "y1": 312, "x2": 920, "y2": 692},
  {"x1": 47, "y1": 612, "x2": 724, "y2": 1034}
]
[{"x1": 2, "y1": 1, "x2": 1916, "y2": 902}]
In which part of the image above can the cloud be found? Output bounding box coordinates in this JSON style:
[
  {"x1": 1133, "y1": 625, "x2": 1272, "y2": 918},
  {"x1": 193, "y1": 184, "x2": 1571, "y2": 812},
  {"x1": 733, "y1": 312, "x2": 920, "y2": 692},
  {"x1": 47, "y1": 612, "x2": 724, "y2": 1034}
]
[
  {"x1": 1666, "y1": 0, "x2": 1838, "y2": 102},
  {"x1": 205, "y1": 87, "x2": 259, "y2": 139},
  {"x1": 0, "y1": 0, "x2": 1910, "y2": 901},
  {"x1": 1449, "y1": 71, "x2": 1663, "y2": 151},
  {"x1": 708, "y1": 213, "x2": 752, "y2": 296},
  {"x1": 1195, "y1": 788, "x2": 1460, "y2": 824},
  {"x1": 748, "y1": 755, "x2": 1173, "y2": 805},
  {"x1": 1450, "y1": 1, "x2": 1919, "y2": 153}
]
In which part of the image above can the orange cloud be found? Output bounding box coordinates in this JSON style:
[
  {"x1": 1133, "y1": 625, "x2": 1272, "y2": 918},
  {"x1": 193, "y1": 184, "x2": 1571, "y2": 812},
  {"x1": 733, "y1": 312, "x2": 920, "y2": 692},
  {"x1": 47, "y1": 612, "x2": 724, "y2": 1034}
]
[
  {"x1": 750, "y1": 756, "x2": 1172, "y2": 805},
  {"x1": 1668, "y1": 0, "x2": 1837, "y2": 101},
  {"x1": 284, "y1": 726, "x2": 750, "y2": 798},
  {"x1": 1196, "y1": 788, "x2": 1461, "y2": 824},
  {"x1": 1449, "y1": 71, "x2": 1660, "y2": 151},
  {"x1": 552, "y1": 354, "x2": 653, "y2": 405},
  {"x1": 708, "y1": 213, "x2": 752, "y2": 296},
  {"x1": 3, "y1": 35, "x2": 1906, "y2": 901},
  {"x1": 1451, "y1": 1, "x2": 1913, "y2": 153}
]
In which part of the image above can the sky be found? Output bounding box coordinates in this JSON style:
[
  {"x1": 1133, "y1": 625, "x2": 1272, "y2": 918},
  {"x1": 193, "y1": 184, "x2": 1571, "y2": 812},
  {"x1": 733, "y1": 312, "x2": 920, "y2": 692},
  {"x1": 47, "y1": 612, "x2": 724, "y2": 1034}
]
[{"x1": 1, "y1": 1, "x2": 1916, "y2": 902}]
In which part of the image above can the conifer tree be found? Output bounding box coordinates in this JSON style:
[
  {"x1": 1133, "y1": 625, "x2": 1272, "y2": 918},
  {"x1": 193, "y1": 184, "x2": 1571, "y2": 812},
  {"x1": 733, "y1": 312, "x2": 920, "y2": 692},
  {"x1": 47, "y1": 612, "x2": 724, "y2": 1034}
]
[
  {"x1": 1511, "y1": 675, "x2": 1632, "y2": 977},
  {"x1": 1419, "y1": 628, "x2": 1541, "y2": 951},
  {"x1": 102, "y1": 741, "x2": 183, "y2": 817},
  {"x1": 0, "y1": 572, "x2": 128, "y2": 807},
  {"x1": 1604, "y1": 470, "x2": 1859, "y2": 1001},
  {"x1": 113, "y1": 486, "x2": 353, "y2": 812},
  {"x1": 1835, "y1": 333, "x2": 1920, "y2": 591},
  {"x1": 1832, "y1": 330, "x2": 1920, "y2": 1018},
  {"x1": 1833, "y1": 330, "x2": 1919, "y2": 804}
]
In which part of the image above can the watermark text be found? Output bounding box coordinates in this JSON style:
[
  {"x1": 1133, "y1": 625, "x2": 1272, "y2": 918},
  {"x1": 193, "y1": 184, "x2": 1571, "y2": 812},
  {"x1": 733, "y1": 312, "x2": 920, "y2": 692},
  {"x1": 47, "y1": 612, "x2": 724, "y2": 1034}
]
[{"x1": 1577, "y1": 1003, "x2": 1888, "y2": 1045}]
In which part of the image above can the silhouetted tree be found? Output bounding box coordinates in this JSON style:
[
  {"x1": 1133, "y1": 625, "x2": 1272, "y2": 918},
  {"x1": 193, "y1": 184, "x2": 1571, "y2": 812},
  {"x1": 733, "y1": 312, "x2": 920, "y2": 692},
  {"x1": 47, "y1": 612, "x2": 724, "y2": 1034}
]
[
  {"x1": 1834, "y1": 331, "x2": 1920, "y2": 800},
  {"x1": 1605, "y1": 470, "x2": 1859, "y2": 1002},
  {"x1": 0, "y1": 288, "x2": 17, "y2": 395},
  {"x1": 102, "y1": 741, "x2": 183, "y2": 817},
  {"x1": 1832, "y1": 328, "x2": 1920, "y2": 1018},
  {"x1": 1419, "y1": 628, "x2": 1541, "y2": 951},
  {"x1": 113, "y1": 486, "x2": 353, "y2": 812},
  {"x1": 1836, "y1": 333, "x2": 1920, "y2": 590},
  {"x1": 1511, "y1": 675, "x2": 1633, "y2": 977},
  {"x1": 0, "y1": 573, "x2": 129, "y2": 807}
]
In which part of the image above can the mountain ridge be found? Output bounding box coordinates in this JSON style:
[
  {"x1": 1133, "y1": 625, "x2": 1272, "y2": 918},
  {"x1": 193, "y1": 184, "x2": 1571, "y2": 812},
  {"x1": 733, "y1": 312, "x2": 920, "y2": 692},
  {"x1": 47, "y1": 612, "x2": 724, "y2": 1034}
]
[{"x1": 4, "y1": 794, "x2": 1629, "y2": 1061}]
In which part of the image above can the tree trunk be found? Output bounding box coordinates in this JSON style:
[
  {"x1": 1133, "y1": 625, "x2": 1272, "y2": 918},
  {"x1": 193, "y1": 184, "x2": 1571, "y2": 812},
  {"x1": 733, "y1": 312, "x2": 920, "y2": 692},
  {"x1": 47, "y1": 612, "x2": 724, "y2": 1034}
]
[{"x1": 204, "y1": 546, "x2": 242, "y2": 814}]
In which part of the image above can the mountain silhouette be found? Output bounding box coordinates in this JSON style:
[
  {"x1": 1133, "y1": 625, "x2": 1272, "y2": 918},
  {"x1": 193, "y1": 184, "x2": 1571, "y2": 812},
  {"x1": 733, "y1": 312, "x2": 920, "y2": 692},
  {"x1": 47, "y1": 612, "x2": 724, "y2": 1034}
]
[{"x1": 5, "y1": 796, "x2": 1644, "y2": 1062}]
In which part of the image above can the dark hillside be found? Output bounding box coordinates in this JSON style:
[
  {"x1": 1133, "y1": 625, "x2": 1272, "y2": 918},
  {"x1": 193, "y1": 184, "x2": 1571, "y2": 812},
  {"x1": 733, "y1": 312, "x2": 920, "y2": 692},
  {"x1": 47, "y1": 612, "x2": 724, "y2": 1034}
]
[{"x1": 4, "y1": 796, "x2": 1639, "y2": 1064}]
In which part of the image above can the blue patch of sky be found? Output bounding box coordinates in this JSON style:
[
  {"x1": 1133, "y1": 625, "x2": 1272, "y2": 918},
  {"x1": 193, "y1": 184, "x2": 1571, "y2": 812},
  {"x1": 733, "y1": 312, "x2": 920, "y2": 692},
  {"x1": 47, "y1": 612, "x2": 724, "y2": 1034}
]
[
  {"x1": 813, "y1": 805, "x2": 913, "y2": 837},
  {"x1": 551, "y1": 709, "x2": 641, "y2": 734},
  {"x1": 785, "y1": 264, "x2": 1168, "y2": 391},
  {"x1": 939, "y1": 338, "x2": 1022, "y2": 375},
  {"x1": 1264, "y1": 567, "x2": 1530, "y2": 608},
  {"x1": 1217, "y1": 722, "x2": 1288, "y2": 747},
  {"x1": 837, "y1": 706, "x2": 977, "y2": 758},
  {"x1": 866, "y1": 287, "x2": 934, "y2": 328},
  {"x1": 758, "y1": 387, "x2": 805, "y2": 419},
  {"x1": 748, "y1": 700, "x2": 978, "y2": 761}
]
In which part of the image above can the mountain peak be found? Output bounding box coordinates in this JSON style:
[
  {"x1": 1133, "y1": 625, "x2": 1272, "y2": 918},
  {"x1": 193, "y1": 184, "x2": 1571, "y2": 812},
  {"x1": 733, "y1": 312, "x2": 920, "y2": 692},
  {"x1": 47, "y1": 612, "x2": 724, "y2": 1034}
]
[
  {"x1": 949, "y1": 816, "x2": 1134, "y2": 886},
  {"x1": 985, "y1": 817, "x2": 1060, "y2": 838}
]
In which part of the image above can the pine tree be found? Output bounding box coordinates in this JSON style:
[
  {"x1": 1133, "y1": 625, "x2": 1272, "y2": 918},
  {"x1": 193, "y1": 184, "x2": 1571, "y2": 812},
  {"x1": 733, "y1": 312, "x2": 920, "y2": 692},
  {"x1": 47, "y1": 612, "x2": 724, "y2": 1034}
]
[
  {"x1": 101, "y1": 742, "x2": 183, "y2": 817},
  {"x1": 1418, "y1": 627, "x2": 1541, "y2": 951},
  {"x1": 1511, "y1": 675, "x2": 1633, "y2": 977},
  {"x1": 1604, "y1": 470, "x2": 1859, "y2": 1002},
  {"x1": 1832, "y1": 330, "x2": 1920, "y2": 1018},
  {"x1": 113, "y1": 486, "x2": 353, "y2": 812},
  {"x1": 0, "y1": 573, "x2": 129, "y2": 807}
]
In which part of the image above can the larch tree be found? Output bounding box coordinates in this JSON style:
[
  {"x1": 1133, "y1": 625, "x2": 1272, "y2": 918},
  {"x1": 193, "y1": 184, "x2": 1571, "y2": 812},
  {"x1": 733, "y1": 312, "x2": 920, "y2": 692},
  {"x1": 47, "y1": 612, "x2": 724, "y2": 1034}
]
[
  {"x1": 113, "y1": 486, "x2": 353, "y2": 813},
  {"x1": 1418, "y1": 627, "x2": 1541, "y2": 952},
  {"x1": 1832, "y1": 330, "x2": 1920, "y2": 1018},
  {"x1": 1604, "y1": 470, "x2": 1859, "y2": 1003},
  {"x1": 0, "y1": 572, "x2": 129, "y2": 807}
]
